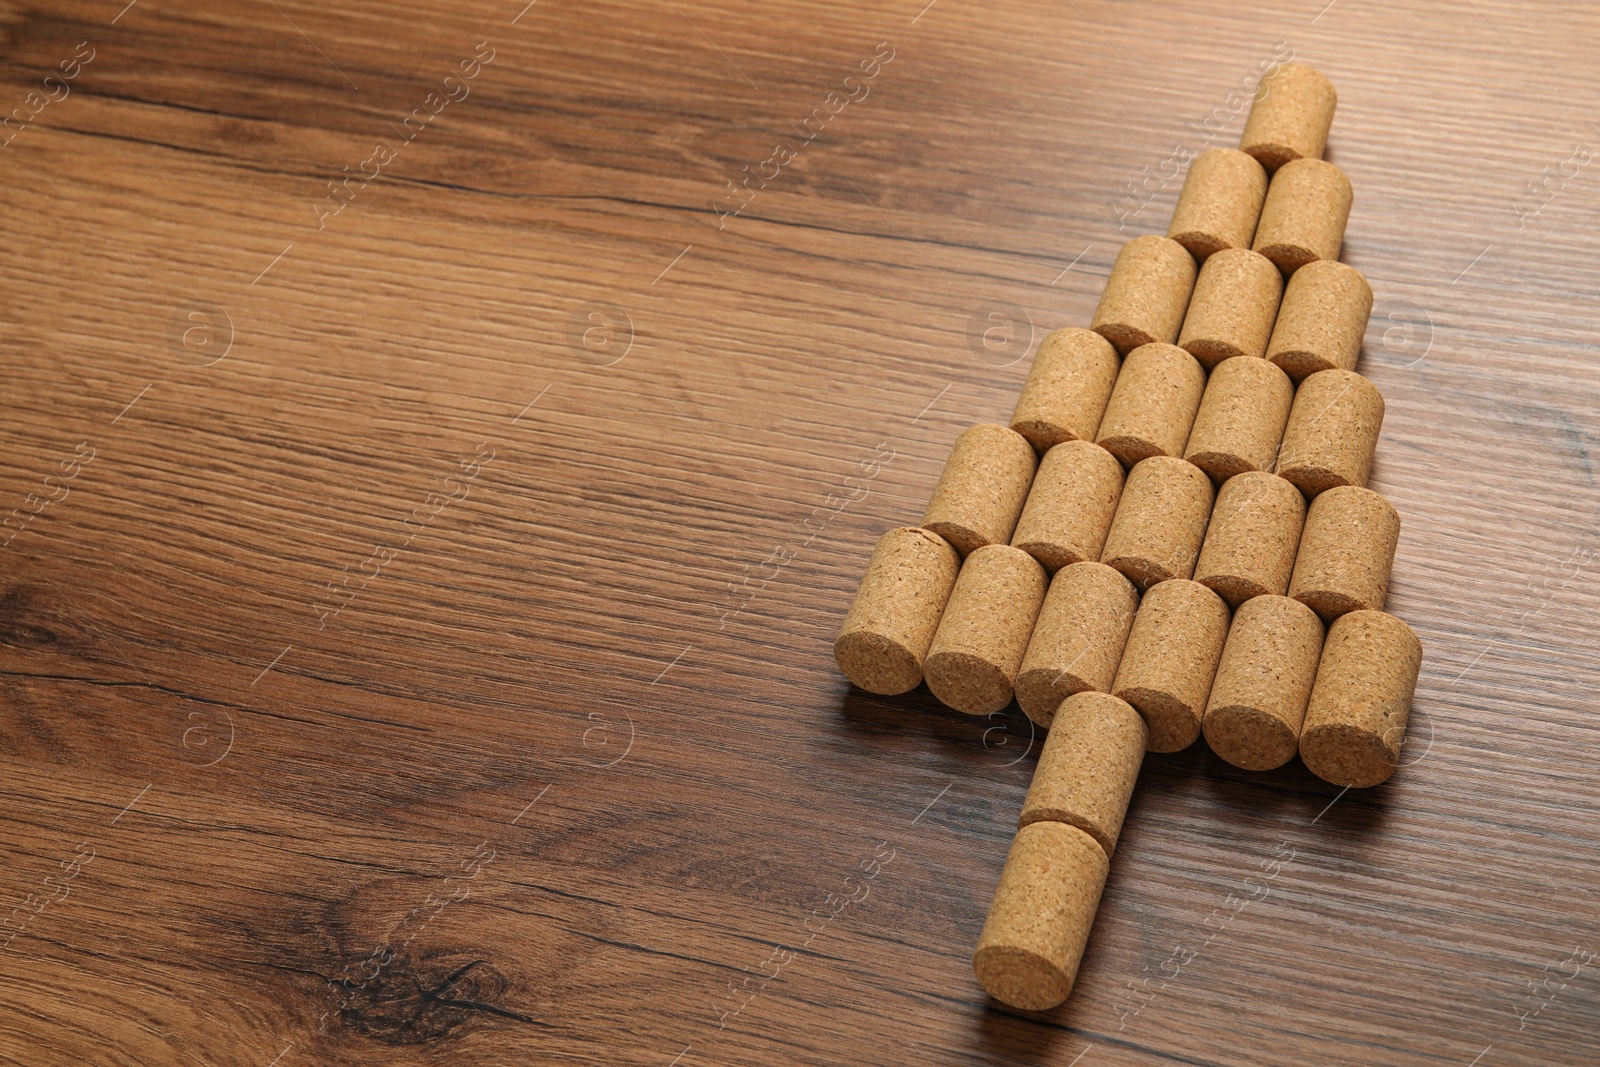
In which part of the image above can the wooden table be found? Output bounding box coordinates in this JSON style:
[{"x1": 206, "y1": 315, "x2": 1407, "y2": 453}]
[{"x1": 2, "y1": 2, "x2": 1596, "y2": 1064}]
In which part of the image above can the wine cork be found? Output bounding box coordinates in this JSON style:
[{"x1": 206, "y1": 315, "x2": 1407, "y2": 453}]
[
  {"x1": 973, "y1": 821, "x2": 1108, "y2": 1011},
  {"x1": 1011, "y1": 441, "x2": 1126, "y2": 572},
  {"x1": 922, "y1": 424, "x2": 1038, "y2": 556},
  {"x1": 1018, "y1": 692, "x2": 1147, "y2": 855},
  {"x1": 1112, "y1": 578, "x2": 1231, "y2": 752},
  {"x1": 1015, "y1": 562, "x2": 1140, "y2": 728},
  {"x1": 1010, "y1": 328, "x2": 1122, "y2": 452},
  {"x1": 1183, "y1": 356, "x2": 1294, "y2": 482},
  {"x1": 1167, "y1": 148, "x2": 1269, "y2": 261},
  {"x1": 1252, "y1": 159, "x2": 1353, "y2": 275},
  {"x1": 1177, "y1": 249, "x2": 1285, "y2": 368},
  {"x1": 1276, "y1": 368, "x2": 1385, "y2": 497},
  {"x1": 1099, "y1": 456, "x2": 1214, "y2": 591},
  {"x1": 1090, "y1": 236, "x2": 1198, "y2": 355},
  {"x1": 1094, "y1": 343, "x2": 1206, "y2": 468},
  {"x1": 924, "y1": 545, "x2": 1046, "y2": 715},
  {"x1": 1299, "y1": 610, "x2": 1422, "y2": 788},
  {"x1": 1288, "y1": 485, "x2": 1400, "y2": 621},
  {"x1": 1239, "y1": 62, "x2": 1338, "y2": 173},
  {"x1": 835, "y1": 527, "x2": 962, "y2": 694},
  {"x1": 1202, "y1": 595, "x2": 1324, "y2": 771},
  {"x1": 1194, "y1": 472, "x2": 1306, "y2": 608},
  {"x1": 1266, "y1": 260, "x2": 1374, "y2": 382}
]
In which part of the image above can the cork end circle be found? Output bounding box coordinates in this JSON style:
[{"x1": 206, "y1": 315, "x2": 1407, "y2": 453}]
[
  {"x1": 834, "y1": 630, "x2": 923, "y2": 696},
  {"x1": 1300, "y1": 722, "x2": 1400, "y2": 788},
  {"x1": 1269, "y1": 350, "x2": 1339, "y2": 383},
  {"x1": 1256, "y1": 242, "x2": 1323, "y2": 276},
  {"x1": 1242, "y1": 142, "x2": 1302, "y2": 174},
  {"x1": 1203, "y1": 704, "x2": 1298, "y2": 771},
  {"x1": 924, "y1": 650, "x2": 1014, "y2": 716},
  {"x1": 1092, "y1": 322, "x2": 1158, "y2": 357},
  {"x1": 1014, "y1": 669, "x2": 1092, "y2": 728},
  {"x1": 1278, "y1": 463, "x2": 1354, "y2": 499},
  {"x1": 973, "y1": 944, "x2": 1073, "y2": 1011},
  {"x1": 1116, "y1": 686, "x2": 1202, "y2": 752}
]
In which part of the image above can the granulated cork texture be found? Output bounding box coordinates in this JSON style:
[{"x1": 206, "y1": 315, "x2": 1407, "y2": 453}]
[
  {"x1": 1239, "y1": 62, "x2": 1338, "y2": 172},
  {"x1": 1091, "y1": 236, "x2": 1198, "y2": 354},
  {"x1": 1168, "y1": 147, "x2": 1268, "y2": 260},
  {"x1": 924, "y1": 544, "x2": 1047, "y2": 715},
  {"x1": 1011, "y1": 440, "x2": 1126, "y2": 572},
  {"x1": 1100, "y1": 456, "x2": 1215, "y2": 591},
  {"x1": 1202, "y1": 594, "x2": 1325, "y2": 771},
  {"x1": 1277, "y1": 368, "x2": 1385, "y2": 496},
  {"x1": 1010, "y1": 328, "x2": 1122, "y2": 452},
  {"x1": 1194, "y1": 471, "x2": 1306, "y2": 607},
  {"x1": 1018, "y1": 692, "x2": 1147, "y2": 856},
  {"x1": 835, "y1": 526, "x2": 962, "y2": 694},
  {"x1": 1015, "y1": 561, "x2": 1140, "y2": 727},
  {"x1": 1183, "y1": 355, "x2": 1294, "y2": 482},
  {"x1": 1253, "y1": 158, "x2": 1353, "y2": 274},
  {"x1": 922, "y1": 423, "x2": 1038, "y2": 555},
  {"x1": 1113, "y1": 578, "x2": 1232, "y2": 752},
  {"x1": 1289, "y1": 485, "x2": 1401, "y2": 621},
  {"x1": 1095, "y1": 343, "x2": 1207, "y2": 468},
  {"x1": 1178, "y1": 248, "x2": 1284, "y2": 368},
  {"x1": 1267, "y1": 259, "x2": 1374, "y2": 381},
  {"x1": 1300, "y1": 610, "x2": 1423, "y2": 788}
]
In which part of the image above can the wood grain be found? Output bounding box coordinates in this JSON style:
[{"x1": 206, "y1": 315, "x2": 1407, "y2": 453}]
[{"x1": 2, "y1": 1, "x2": 1599, "y2": 1064}]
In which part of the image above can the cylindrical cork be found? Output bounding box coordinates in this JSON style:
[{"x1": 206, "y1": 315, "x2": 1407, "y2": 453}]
[
  {"x1": 1018, "y1": 692, "x2": 1147, "y2": 855},
  {"x1": 1252, "y1": 159, "x2": 1353, "y2": 275},
  {"x1": 1011, "y1": 441, "x2": 1126, "y2": 573},
  {"x1": 1178, "y1": 249, "x2": 1284, "y2": 368},
  {"x1": 1276, "y1": 368, "x2": 1385, "y2": 497},
  {"x1": 1090, "y1": 236, "x2": 1198, "y2": 355},
  {"x1": 1202, "y1": 595, "x2": 1324, "y2": 771},
  {"x1": 1167, "y1": 148, "x2": 1269, "y2": 261},
  {"x1": 924, "y1": 545, "x2": 1047, "y2": 715},
  {"x1": 1266, "y1": 260, "x2": 1374, "y2": 382},
  {"x1": 921, "y1": 424, "x2": 1038, "y2": 556},
  {"x1": 1288, "y1": 485, "x2": 1400, "y2": 621},
  {"x1": 1183, "y1": 356, "x2": 1293, "y2": 482},
  {"x1": 1112, "y1": 578, "x2": 1231, "y2": 752},
  {"x1": 1194, "y1": 472, "x2": 1306, "y2": 608},
  {"x1": 1010, "y1": 329, "x2": 1122, "y2": 452},
  {"x1": 1015, "y1": 562, "x2": 1140, "y2": 728},
  {"x1": 1094, "y1": 343, "x2": 1206, "y2": 468},
  {"x1": 1300, "y1": 610, "x2": 1422, "y2": 788},
  {"x1": 1239, "y1": 62, "x2": 1338, "y2": 173},
  {"x1": 1099, "y1": 456, "x2": 1214, "y2": 591},
  {"x1": 835, "y1": 527, "x2": 962, "y2": 694},
  {"x1": 973, "y1": 821, "x2": 1109, "y2": 1011}
]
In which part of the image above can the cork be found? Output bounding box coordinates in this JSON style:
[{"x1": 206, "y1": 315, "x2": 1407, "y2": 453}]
[
  {"x1": 1300, "y1": 610, "x2": 1422, "y2": 788},
  {"x1": 922, "y1": 424, "x2": 1038, "y2": 556},
  {"x1": 973, "y1": 821, "x2": 1109, "y2": 1011},
  {"x1": 1252, "y1": 159, "x2": 1353, "y2": 275},
  {"x1": 1094, "y1": 343, "x2": 1206, "y2": 468},
  {"x1": 1011, "y1": 441, "x2": 1126, "y2": 572},
  {"x1": 1010, "y1": 328, "x2": 1122, "y2": 452},
  {"x1": 1015, "y1": 562, "x2": 1140, "y2": 728},
  {"x1": 1177, "y1": 249, "x2": 1285, "y2": 368},
  {"x1": 1239, "y1": 62, "x2": 1338, "y2": 173},
  {"x1": 1167, "y1": 148, "x2": 1269, "y2": 261},
  {"x1": 1288, "y1": 485, "x2": 1400, "y2": 622},
  {"x1": 1018, "y1": 692, "x2": 1147, "y2": 855},
  {"x1": 835, "y1": 526, "x2": 962, "y2": 694},
  {"x1": 1202, "y1": 595, "x2": 1324, "y2": 771},
  {"x1": 1267, "y1": 260, "x2": 1374, "y2": 382},
  {"x1": 1090, "y1": 236, "x2": 1199, "y2": 355},
  {"x1": 1099, "y1": 456, "x2": 1214, "y2": 591},
  {"x1": 1112, "y1": 578, "x2": 1231, "y2": 752},
  {"x1": 1276, "y1": 368, "x2": 1385, "y2": 497},
  {"x1": 924, "y1": 544, "x2": 1047, "y2": 715},
  {"x1": 1183, "y1": 356, "x2": 1293, "y2": 482},
  {"x1": 1194, "y1": 472, "x2": 1306, "y2": 608}
]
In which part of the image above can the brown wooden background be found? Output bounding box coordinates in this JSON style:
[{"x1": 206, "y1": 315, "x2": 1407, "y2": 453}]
[{"x1": 1, "y1": 1, "x2": 1597, "y2": 1064}]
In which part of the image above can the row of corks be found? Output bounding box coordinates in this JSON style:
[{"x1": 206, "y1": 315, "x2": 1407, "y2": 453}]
[{"x1": 832, "y1": 63, "x2": 1425, "y2": 1010}]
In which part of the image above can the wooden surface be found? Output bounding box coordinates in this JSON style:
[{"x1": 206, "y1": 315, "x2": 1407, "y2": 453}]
[{"x1": 2, "y1": 1, "x2": 1597, "y2": 1064}]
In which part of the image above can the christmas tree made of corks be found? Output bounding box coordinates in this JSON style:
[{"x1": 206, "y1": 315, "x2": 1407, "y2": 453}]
[{"x1": 833, "y1": 64, "x2": 1422, "y2": 1012}]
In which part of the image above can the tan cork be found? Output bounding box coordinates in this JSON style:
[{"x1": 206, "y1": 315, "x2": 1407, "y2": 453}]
[
  {"x1": 1178, "y1": 249, "x2": 1285, "y2": 368},
  {"x1": 1300, "y1": 609, "x2": 1422, "y2": 788},
  {"x1": 1288, "y1": 485, "x2": 1400, "y2": 622},
  {"x1": 973, "y1": 821, "x2": 1109, "y2": 1011},
  {"x1": 1011, "y1": 441, "x2": 1126, "y2": 573},
  {"x1": 1094, "y1": 343, "x2": 1207, "y2": 468},
  {"x1": 1267, "y1": 260, "x2": 1373, "y2": 382},
  {"x1": 1194, "y1": 471, "x2": 1306, "y2": 608},
  {"x1": 1168, "y1": 148, "x2": 1269, "y2": 261},
  {"x1": 835, "y1": 526, "x2": 962, "y2": 694},
  {"x1": 924, "y1": 544, "x2": 1047, "y2": 715},
  {"x1": 1010, "y1": 329, "x2": 1122, "y2": 452},
  {"x1": 922, "y1": 424, "x2": 1038, "y2": 556},
  {"x1": 1202, "y1": 594, "x2": 1324, "y2": 771},
  {"x1": 1019, "y1": 692, "x2": 1147, "y2": 856},
  {"x1": 1113, "y1": 578, "x2": 1231, "y2": 752},
  {"x1": 1277, "y1": 368, "x2": 1385, "y2": 497},
  {"x1": 1015, "y1": 562, "x2": 1140, "y2": 728},
  {"x1": 1183, "y1": 356, "x2": 1294, "y2": 482},
  {"x1": 1091, "y1": 236, "x2": 1199, "y2": 355},
  {"x1": 1100, "y1": 456, "x2": 1215, "y2": 591},
  {"x1": 1239, "y1": 62, "x2": 1338, "y2": 173},
  {"x1": 1252, "y1": 159, "x2": 1353, "y2": 275}
]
